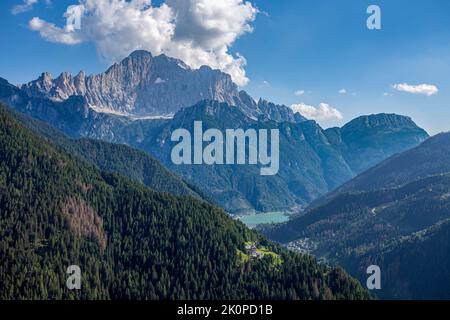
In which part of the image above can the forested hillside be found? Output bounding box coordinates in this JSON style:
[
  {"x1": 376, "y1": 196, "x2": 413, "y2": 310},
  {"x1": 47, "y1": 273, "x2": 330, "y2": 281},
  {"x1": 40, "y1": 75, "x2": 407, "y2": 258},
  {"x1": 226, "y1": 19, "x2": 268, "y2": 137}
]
[
  {"x1": 263, "y1": 133, "x2": 450, "y2": 299},
  {"x1": 9, "y1": 107, "x2": 200, "y2": 198},
  {"x1": 313, "y1": 132, "x2": 450, "y2": 207},
  {"x1": 0, "y1": 104, "x2": 369, "y2": 300}
]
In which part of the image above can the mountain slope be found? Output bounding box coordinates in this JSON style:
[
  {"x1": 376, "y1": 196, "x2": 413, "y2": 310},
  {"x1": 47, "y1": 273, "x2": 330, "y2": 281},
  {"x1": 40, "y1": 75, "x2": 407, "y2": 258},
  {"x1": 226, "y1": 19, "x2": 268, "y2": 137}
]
[
  {"x1": 348, "y1": 219, "x2": 450, "y2": 299},
  {"x1": 135, "y1": 100, "x2": 428, "y2": 213},
  {"x1": 7, "y1": 106, "x2": 199, "y2": 198},
  {"x1": 327, "y1": 132, "x2": 450, "y2": 194},
  {"x1": 264, "y1": 133, "x2": 450, "y2": 299},
  {"x1": 0, "y1": 103, "x2": 370, "y2": 300},
  {"x1": 325, "y1": 113, "x2": 429, "y2": 174},
  {"x1": 310, "y1": 131, "x2": 447, "y2": 209}
]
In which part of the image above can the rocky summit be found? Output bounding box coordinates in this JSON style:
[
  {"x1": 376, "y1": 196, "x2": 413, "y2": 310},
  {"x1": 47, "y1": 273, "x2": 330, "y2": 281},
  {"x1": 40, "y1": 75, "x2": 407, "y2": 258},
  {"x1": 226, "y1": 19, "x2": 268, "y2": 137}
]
[{"x1": 20, "y1": 50, "x2": 303, "y2": 122}]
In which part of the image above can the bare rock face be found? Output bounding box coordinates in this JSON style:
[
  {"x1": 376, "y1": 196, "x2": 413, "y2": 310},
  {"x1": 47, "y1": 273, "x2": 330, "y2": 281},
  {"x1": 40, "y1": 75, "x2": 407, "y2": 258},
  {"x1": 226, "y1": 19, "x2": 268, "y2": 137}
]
[
  {"x1": 22, "y1": 51, "x2": 238, "y2": 117},
  {"x1": 21, "y1": 50, "x2": 303, "y2": 122}
]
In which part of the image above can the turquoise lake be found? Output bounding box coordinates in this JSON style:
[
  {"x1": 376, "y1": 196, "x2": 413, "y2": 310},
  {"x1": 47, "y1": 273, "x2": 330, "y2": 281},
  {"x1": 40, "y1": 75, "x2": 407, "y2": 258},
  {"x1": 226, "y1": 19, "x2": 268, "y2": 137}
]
[{"x1": 237, "y1": 212, "x2": 290, "y2": 229}]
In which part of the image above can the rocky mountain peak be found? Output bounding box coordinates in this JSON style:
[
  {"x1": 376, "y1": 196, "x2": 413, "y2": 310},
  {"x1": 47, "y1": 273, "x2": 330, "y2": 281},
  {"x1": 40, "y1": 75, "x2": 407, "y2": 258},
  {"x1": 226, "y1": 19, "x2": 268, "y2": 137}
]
[
  {"x1": 19, "y1": 50, "x2": 307, "y2": 123},
  {"x1": 20, "y1": 50, "x2": 242, "y2": 116},
  {"x1": 40, "y1": 72, "x2": 53, "y2": 81},
  {"x1": 29, "y1": 72, "x2": 54, "y2": 94},
  {"x1": 76, "y1": 70, "x2": 86, "y2": 78}
]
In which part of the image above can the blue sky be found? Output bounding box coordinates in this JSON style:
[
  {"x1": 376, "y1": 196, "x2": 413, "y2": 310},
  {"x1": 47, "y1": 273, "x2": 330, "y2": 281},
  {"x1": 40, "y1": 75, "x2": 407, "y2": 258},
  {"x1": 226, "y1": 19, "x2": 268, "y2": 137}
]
[{"x1": 1, "y1": 0, "x2": 450, "y2": 134}]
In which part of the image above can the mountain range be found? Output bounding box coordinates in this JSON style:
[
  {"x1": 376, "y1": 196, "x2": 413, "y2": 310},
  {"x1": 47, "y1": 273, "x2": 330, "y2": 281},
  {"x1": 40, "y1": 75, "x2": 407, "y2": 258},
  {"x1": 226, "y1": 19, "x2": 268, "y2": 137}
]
[
  {"x1": 0, "y1": 51, "x2": 429, "y2": 213},
  {"x1": 20, "y1": 50, "x2": 305, "y2": 123},
  {"x1": 133, "y1": 100, "x2": 428, "y2": 213}
]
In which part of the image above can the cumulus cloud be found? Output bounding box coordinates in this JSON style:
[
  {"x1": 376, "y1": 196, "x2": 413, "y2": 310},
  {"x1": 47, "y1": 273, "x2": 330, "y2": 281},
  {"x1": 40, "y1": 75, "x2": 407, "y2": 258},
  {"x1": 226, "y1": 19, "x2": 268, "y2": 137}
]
[
  {"x1": 339, "y1": 89, "x2": 347, "y2": 95},
  {"x1": 29, "y1": 17, "x2": 83, "y2": 44},
  {"x1": 295, "y1": 90, "x2": 305, "y2": 96},
  {"x1": 392, "y1": 83, "x2": 438, "y2": 96},
  {"x1": 290, "y1": 103, "x2": 343, "y2": 121},
  {"x1": 28, "y1": 0, "x2": 258, "y2": 86}
]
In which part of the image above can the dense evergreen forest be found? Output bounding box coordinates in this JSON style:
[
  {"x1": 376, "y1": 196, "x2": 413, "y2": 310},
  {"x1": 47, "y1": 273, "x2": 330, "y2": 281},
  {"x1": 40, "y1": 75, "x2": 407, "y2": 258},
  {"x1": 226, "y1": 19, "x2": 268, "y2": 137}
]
[
  {"x1": 0, "y1": 104, "x2": 370, "y2": 300},
  {"x1": 10, "y1": 109, "x2": 201, "y2": 199},
  {"x1": 263, "y1": 136, "x2": 450, "y2": 299}
]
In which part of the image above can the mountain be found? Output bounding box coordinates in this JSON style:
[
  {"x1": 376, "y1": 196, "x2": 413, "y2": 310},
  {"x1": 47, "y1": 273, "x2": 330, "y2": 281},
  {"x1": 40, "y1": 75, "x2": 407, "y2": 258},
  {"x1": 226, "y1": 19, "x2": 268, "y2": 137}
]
[
  {"x1": 0, "y1": 103, "x2": 370, "y2": 300},
  {"x1": 325, "y1": 113, "x2": 429, "y2": 174},
  {"x1": 135, "y1": 100, "x2": 353, "y2": 212},
  {"x1": 325, "y1": 131, "x2": 450, "y2": 195},
  {"x1": 21, "y1": 50, "x2": 304, "y2": 122},
  {"x1": 129, "y1": 100, "x2": 428, "y2": 213},
  {"x1": 263, "y1": 132, "x2": 450, "y2": 299},
  {"x1": 309, "y1": 130, "x2": 449, "y2": 209},
  {"x1": 0, "y1": 76, "x2": 429, "y2": 213}
]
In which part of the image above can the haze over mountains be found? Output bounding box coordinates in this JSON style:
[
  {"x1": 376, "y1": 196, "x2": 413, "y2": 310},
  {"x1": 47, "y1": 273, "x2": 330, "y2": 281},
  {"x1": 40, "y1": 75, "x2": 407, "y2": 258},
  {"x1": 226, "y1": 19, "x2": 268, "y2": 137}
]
[{"x1": 0, "y1": 50, "x2": 429, "y2": 213}]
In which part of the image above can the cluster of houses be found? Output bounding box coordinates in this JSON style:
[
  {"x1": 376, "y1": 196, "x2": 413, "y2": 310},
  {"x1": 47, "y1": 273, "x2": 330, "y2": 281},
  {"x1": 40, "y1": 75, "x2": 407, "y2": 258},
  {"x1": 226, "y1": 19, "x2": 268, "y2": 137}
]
[{"x1": 286, "y1": 238, "x2": 316, "y2": 254}]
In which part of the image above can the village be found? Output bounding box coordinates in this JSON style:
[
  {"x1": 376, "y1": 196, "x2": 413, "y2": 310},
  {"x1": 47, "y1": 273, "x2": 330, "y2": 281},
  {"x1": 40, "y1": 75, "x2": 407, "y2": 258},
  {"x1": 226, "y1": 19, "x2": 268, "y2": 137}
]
[{"x1": 285, "y1": 238, "x2": 317, "y2": 255}]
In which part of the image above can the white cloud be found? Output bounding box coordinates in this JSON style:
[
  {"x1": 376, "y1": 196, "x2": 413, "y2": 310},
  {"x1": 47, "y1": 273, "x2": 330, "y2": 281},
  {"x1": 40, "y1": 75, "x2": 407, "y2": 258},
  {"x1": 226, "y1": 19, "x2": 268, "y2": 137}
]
[
  {"x1": 28, "y1": 0, "x2": 258, "y2": 86},
  {"x1": 339, "y1": 89, "x2": 347, "y2": 95},
  {"x1": 392, "y1": 83, "x2": 438, "y2": 96},
  {"x1": 12, "y1": 0, "x2": 39, "y2": 14},
  {"x1": 29, "y1": 17, "x2": 82, "y2": 44},
  {"x1": 290, "y1": 103, "x2": 343, "y2": 121},
  {"x1": 295, "y1": 90, "x2": 305, "y2": 96},
  {"x1": 383, "y1": 92, "x2": 393, "y2": 97}
]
